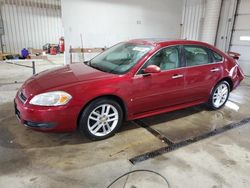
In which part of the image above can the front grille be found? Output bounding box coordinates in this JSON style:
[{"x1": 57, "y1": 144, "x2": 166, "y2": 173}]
[{"x1": 18, "y1": 91, "x2": 27, "y2": 103}]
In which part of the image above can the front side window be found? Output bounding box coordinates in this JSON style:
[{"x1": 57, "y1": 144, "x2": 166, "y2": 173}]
[
  {"x1": 87, "y1": 42, "x2": 153, "y2": 74},
  {"x1": 184, "y1": 46, "x2": 212, "y2": 66},
  {"x1": 138, "y1": 46, "x2": 180, "y2": 74}
]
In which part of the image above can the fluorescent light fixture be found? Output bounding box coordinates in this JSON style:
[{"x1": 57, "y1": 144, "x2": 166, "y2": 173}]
[{"x1": 240, "y1": 36, "x2": 250, "y2": 41}]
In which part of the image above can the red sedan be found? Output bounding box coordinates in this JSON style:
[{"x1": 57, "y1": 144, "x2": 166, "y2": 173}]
[{"x1": 14, "y1": 39, "x2": 244, "y2": 140}]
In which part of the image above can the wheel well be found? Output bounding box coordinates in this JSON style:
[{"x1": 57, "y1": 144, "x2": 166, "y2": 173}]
[
  {"x1": 219, "y1": 77, "x2": 233, "y2": 91},
  {"x1": 76, "y1": 95, "x2": 127, "y2": 129}
]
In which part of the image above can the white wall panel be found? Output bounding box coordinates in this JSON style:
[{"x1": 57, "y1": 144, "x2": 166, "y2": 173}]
[
  {"x1": 238, "y1": 0, "x2": 250, "y2": 14},
  {"x1": 1, "y1": 0, "x2": 62, "y2": 53},
  {"x1": 234, "y1": 15, "x2": 250, "y2": 30},
  {"x1": 182, "y1": 0, "x2": 227, "y2": 46},
  {"x1": 215, "y1": 0, "x2": 237, "y2": 52},
  {"x1": 181, "y1": 0, "x2": 205, "y2": 40},
  {"x1": 61, "y1": 0, "x2": 183, "y2": 63},
  {"x1": 200, "y1": 0, "x2": 222, "y2": 45}
]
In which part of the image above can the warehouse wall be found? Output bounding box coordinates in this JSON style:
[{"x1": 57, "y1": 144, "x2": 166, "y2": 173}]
[
  {"x1": 181, "y1": 0, "x2": 222, "y2": 45},
  {"x1": 0, "y1": 0, "x2": 62, "y2": 54},
  {"x1": 215, "y1": 0, "x2": 237, "y2": 52},
  {"x1": 200, "y1": 0, "x2": 222, "y2": 45},
  {"x1": 181, "y1": 0, "x2": 205, "y2": 40},
  {"x1": 61, "y1": 0, "x2": 183, "y2": 63}
]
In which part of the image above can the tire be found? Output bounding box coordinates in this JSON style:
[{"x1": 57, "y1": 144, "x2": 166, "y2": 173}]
[
  {"x1": 208, "y1": 81, "x2": 230, "y2": 110},
  {"x1": 78, "y1": 97, "x2": 123, "y2": 140}
]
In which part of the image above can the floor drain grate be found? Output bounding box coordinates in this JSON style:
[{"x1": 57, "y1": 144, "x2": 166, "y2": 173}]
[
  {"x1": 134, "y1": 120, "x2": 174, "y2": 145},
  {"x1": 130, "y1": 117, "x2": 250, "y2": 165}
]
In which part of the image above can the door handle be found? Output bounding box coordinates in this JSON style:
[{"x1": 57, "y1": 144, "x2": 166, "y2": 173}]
[
  {"x1": 210, "y1": 68, "x2": 220, "y2": 72},
  {"x1": 172, "y1": 74, "x2": 184, "y2": 79}
]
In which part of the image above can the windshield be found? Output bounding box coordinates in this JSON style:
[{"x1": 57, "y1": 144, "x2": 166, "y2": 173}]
[{"x1": 87, "y1": 42, "x2": 153, "y2": 74}]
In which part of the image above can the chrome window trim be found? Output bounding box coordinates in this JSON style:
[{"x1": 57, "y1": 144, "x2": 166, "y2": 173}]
[
  {"x1": 182, "y1": 61, "x2": 223, "y2": 69},
  {"x1": 134, "y1": 44, "x2": 225, "y2": 77},
  {"x1": 134, "y1": 61, "x2": 223, "y2": 78}
]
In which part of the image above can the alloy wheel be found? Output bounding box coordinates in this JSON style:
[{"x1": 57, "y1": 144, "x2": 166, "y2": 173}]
[
  {"x1": 212, "y1": 83, "x2": 229, "y2": 108},
  {"x1": 87, "y1": 104, "x2": 119, "y2": 137}
]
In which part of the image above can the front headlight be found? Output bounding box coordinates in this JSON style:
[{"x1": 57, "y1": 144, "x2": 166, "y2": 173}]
[{"x1": 29, "y1": 91, "x2": 72, "y2": 106}]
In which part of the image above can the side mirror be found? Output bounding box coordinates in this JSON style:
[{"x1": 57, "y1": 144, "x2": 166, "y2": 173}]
[{"x1": 143, "y1": 65, "x2": 161, "y2": 74}]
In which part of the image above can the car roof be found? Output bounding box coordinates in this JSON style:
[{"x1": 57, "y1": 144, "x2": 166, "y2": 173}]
[
  {"x1": 128, "y1": 38, "x2": 223, "y2": 55},
  {"x1": 128, "y1": 38, "x2": 214, "y2": 48}
]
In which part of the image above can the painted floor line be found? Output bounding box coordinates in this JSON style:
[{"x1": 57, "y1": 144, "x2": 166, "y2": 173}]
[{"x1": 130, "y1": 117, "x2": 250, "y2": 165}]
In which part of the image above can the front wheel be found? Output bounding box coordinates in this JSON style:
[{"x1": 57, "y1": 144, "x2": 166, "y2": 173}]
[
  {"x1": 79, "y1": 98, "x2": 123, "y2": 140},
  {"x1": 208, "y1": 81, "x2": 230, "y2": 110}
]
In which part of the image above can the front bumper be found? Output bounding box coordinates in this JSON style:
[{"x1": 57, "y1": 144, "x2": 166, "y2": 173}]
[{"x1": 14, "y1": 95, "x2": 79, "y2": 132}]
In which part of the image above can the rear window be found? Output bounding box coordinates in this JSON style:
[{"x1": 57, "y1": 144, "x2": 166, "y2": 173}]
[{"x1": 212, "y1": 51, "x2": 223, "y2": 62}]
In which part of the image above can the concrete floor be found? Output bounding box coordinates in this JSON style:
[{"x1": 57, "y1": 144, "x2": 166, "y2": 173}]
[{"x1": 0, "y1": 59, "x2": 250, "y2": 188}]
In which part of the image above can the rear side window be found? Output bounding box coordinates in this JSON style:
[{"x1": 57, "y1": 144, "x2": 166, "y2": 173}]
[
  {"x1": 212, "y1": 51, "x2": 223, "y2": 62},
  {"x1": 184, "y1": 46, "x2": 212, "y2": 66}
]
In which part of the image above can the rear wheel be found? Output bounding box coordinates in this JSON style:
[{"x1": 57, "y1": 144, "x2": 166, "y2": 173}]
[
  {"x1": 208, "y1": 81, "x2": 230, "y2": 110},
  {"x1": 79, "y1": 98, "x2": 123, "y2": 140}
]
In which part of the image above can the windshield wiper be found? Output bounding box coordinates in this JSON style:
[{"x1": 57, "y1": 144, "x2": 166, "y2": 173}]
[
  {"x1": 89, "y1": 64, "x2": 107, "y2": 72},
  {"x1": 83, "y1": 60, "x2": 89, "y2": 65}
]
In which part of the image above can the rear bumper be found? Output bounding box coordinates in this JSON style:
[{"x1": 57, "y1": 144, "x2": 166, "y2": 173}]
[
  {"x1": 232, "y1": 65, "x2": 245, "y2": 90},
  {"x1": 14, "y1": 95, "x2": 80, "y2": 132}
]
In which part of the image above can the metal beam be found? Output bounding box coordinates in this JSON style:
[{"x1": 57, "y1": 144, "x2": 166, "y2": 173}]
[
  {"x1": 228, "y1": 0, "x2": 241, "y2": 51},
  {"x1": 2, "y1": 0, "x2": 61, "y2": 10}
]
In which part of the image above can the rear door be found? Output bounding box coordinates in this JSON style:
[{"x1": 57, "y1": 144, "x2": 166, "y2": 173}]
[{"x1": 183, "y1": 45, "x2": 224, "y2": 101}]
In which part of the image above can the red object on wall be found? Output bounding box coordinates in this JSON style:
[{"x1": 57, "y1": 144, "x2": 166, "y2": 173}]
[{"x1": 59, "y1": 37, "x2": 65, "y2": 53}]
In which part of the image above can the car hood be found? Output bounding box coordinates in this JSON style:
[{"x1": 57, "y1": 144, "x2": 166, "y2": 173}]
[{"x1": 21, "y1": 63, "x2": 115, "y2": 96}]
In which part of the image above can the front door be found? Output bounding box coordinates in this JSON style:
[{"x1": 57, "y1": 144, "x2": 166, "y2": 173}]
[{"x1": 131, "y1": 46, "x2": 186, "y2": 114}]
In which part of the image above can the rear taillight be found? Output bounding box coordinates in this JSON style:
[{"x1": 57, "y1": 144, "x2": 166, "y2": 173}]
[{"x1": 237, "y1": 64, "x2": 245, "y2": 81}]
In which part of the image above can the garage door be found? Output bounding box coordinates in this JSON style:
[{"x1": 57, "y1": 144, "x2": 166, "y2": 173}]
[{"x1": 230, "y1": 0, "x2": 250, "y2": 76}]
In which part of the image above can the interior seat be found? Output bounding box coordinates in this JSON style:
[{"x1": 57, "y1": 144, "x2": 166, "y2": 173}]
[
  {"x1": 160, "y1": 51, "x2": 178, "y2": 70},
  {"x1": 192, "y1": 53, "x2": 208, "y2": 65}
]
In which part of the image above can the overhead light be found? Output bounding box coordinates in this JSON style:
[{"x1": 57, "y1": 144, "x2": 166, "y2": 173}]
[{"x1": 240, "y1": 36, "x2": 250, "y2": 41}]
